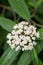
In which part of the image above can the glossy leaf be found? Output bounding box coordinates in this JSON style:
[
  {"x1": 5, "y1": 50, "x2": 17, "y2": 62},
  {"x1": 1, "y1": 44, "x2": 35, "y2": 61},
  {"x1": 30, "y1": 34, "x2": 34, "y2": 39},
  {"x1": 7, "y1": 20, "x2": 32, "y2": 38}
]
[
  {"x1": 0, "y1": 47, "x2": 20, "y2": 65},
  {"x1": 31, "y1": 48, "x2": 40, "y2": 65},
  {"x1": 8, "y1": 0, "x2": 30, "y2": 20},
  {"x1": 0, "y1": 17, "x2": 16, "y2": 32}
]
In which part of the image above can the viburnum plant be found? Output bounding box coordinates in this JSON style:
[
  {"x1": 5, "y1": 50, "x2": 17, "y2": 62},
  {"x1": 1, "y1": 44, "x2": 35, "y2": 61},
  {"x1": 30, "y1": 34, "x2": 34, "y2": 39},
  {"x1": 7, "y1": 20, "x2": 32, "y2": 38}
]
[{"x1": 0, "y1": 0, "x2": 43, "y2": 65}]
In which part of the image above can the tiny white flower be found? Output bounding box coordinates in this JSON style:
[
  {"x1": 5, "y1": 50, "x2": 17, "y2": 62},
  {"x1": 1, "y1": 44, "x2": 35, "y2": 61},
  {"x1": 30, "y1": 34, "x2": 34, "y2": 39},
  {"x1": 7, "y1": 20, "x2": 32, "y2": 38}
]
[
  {"x1": 7, "y1": 40, "x2": 11, "y2": 44},
  {"x1": 14, "y1": 35, "x2": 18, "y2": 40},
  {"x1": 32, "y1": 29, "x2": 37, "y2": 36},
  {"x1": 15, "y1": 39, "x2": 21, "y2": 45},
  {"x1": 18, "y1": 24, "x2": 23, "y2": 29},
  {"x1": 15, "y1": 46, "x2": 20, "y2": 51},
  {"x1": 13, "y1": 24, "x2": 18, "y2": 29},
  {"x1": 28, "y1": 45, "x2": 33, "y2": 50},
  {"x1": 30, "y1": 34, "x2": 33, "y2": 37},
  {"x1": 25, "y1": 22, "x2": 28, "y2": 25},
  {"x1": 24, "y1": 29, "x2": 32, "y2": 35},
  {"x1": 19, "y1": 35, "x2": 25, "y2": 39},
  {"x1": 28, "y1": 38, "x2": 32, "y2": 43},
  {"x1": 22, "y1": 48, "x2": 25, "y2": 51},
  {"x1": 19, "y1": 21, "x2": 26, "y2": 25},
  {"x1": 20, "y1": 42, "x2": 24, "y2": 46},
  {"x1": 19, "y1": 29, "x2": 23, "y2": 32},
  {"x1": 32, "y1": 37, "x2": 36, "y2": 40},
  {"x1": 36, "y1": 32, "x2": 40, "y2": 38},
  {"x1": 21, "y1": 40, "x2": 27, "y2": 45},
  {"x1": 11, "y1": 30, "x2": 15, "y2": 35},
  {"x1": 29, "y1": 43, "x2": 33, "y2": 46},
  {"x1": 11, "y1": 44, "x2": 15, "y2": 49},
  {"x1": 12, "y1": 40, "x2": 15, "y2": 43},
  {"x1": 16, "y1": 30, "x2": 21, "y2": 34},
  {"x1": 7, "y1": 33, "x2": 12, "y2": 40},
  {"x1": 33, "y1": 41, "x2": 37, "y2": 45},
  {"x1": 24, "y1": 26, "x2": 28, "y2": 30},
  {"x1": 15, "y1": 42, "x2": 19, "y2": 45},
  {"x1": 24, "y1": 46, "x2": 28, "y2": 50}
]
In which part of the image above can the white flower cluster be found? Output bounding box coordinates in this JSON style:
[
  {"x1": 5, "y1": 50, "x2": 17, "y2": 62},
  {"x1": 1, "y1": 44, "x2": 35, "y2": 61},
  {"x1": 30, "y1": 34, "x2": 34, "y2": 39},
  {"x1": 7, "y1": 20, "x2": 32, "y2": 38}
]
[{"x1": 7, "y1": 21, "x2": 40, "y2": 51}]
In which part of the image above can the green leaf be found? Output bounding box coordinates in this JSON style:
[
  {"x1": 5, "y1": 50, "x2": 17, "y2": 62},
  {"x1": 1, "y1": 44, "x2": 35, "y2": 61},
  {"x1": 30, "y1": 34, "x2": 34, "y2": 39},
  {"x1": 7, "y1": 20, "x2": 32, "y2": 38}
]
[
  {"x1": 37, "y1": 3, "x2": 43, "y2": 14},
  {"x1": 18, "y1": 51, "x2": 31, "y2": 65},
  {"x1": 36, "y1": 40, "x2": 43, "y2": 52},
  {"x1": 38, "y1": 28, "x2": 43, "y2": 40},
  {"x1": 4, "y1": 43, "x2": 9, "y2": 51},
  {"x1": 0, "y1": 26, "x2": 7, "y2": 45},
  {"x1": 31, "y1": 40, "x2": 43, "y2": 65},
  {"x1": 31, "y1": 48, "x2": 40, "y2": 65},
  {"x1": 28, "y1": 0, "x2": 43, "y2": 8},
  {"x1": 0, "y1": 17, "x2": 16, "y2": 32},
  {"x1": 0, "y1": 47, "x2": 20, "y2": 65},
  {"x1": 8, "y1": 0, "x2": 30, "y2": 20},
  {"x1": 35, "y1": 14, "x2": 43, "y2": 25}
]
